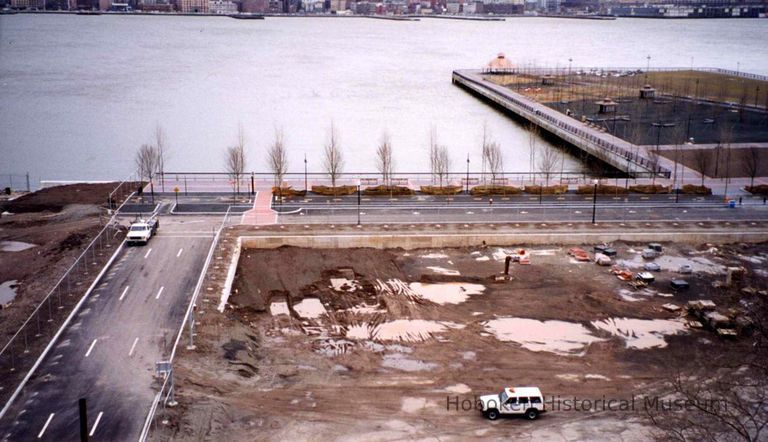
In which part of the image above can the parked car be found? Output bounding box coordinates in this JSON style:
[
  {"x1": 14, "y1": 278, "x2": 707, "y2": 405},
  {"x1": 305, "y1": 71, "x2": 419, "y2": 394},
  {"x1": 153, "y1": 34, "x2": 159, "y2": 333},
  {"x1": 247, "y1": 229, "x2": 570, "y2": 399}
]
[
  {"x1": 644, "y1": 262, "x2": 661, "y2": 272},
  {"x1": 479, "y1": 387, "x2": 546, "y2": 421},
  {"x1": 671, "y1": 279, "x2": 690, "y2": 290},
  {"x1": 641, "y1": 249, "x2": 657, "y2": 260},
  {"x1": 679, "y1": 264, "x2": 693, "y2": 274}
]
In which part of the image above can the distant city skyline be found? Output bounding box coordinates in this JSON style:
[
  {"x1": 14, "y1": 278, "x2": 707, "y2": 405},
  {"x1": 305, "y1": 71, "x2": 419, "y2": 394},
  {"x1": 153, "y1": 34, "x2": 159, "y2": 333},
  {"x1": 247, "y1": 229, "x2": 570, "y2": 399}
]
[{"x1": 4, "y1": 0, "x2": 767, "y2": 18}]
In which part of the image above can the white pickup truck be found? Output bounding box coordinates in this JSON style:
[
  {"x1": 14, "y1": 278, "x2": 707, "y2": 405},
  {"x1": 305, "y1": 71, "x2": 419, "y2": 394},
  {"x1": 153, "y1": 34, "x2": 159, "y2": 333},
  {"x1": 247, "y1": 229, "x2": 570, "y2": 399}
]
[
  {"x1": 126, "y1": 218, "x2": 159, "y2": 245},
  {"x1": 479, "y1": 386, "x2": 546, "y2": 421}
]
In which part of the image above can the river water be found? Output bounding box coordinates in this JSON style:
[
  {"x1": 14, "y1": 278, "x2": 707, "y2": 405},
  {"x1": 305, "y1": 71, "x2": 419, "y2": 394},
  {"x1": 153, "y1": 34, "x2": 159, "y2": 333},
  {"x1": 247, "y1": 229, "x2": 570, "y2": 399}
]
[{"x1": 1, "y1": 15, "x2": 767, "y2": 181}]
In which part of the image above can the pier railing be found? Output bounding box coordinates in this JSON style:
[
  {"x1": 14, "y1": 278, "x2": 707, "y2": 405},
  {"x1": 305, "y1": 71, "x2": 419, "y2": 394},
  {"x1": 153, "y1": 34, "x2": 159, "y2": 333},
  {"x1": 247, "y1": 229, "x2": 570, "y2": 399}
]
[
  {"x1": 482, "y1": 66, "x2": 768, "y2": 83},
  {"x1": 454, "y1": 70, "x2": 671, "y2": 178}
]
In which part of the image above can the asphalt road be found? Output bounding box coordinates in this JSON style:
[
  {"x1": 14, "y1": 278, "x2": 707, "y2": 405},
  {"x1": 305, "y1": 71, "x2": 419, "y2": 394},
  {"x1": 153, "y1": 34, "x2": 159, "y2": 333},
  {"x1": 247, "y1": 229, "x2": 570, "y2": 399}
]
[{"x1": 0, "y1": 219, "x2": 215, "y2": 441}]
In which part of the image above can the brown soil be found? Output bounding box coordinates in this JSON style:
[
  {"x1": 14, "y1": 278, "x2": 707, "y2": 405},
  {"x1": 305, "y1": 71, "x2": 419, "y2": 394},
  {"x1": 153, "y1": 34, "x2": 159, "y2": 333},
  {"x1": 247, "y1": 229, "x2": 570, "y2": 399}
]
[
  {"x1": 0, "y1": 182, "x2": 126, "y2": 213},
  {"x1": 160, "y1": 237, "x2": 768, "y2": 440}
]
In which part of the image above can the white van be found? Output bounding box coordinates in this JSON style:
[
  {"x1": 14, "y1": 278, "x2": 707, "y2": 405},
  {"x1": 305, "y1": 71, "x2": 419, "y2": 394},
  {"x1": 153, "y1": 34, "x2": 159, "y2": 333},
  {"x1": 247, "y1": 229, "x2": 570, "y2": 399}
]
[{"x1": 479, "y1": 386, "x2": 546, "y2": 420}]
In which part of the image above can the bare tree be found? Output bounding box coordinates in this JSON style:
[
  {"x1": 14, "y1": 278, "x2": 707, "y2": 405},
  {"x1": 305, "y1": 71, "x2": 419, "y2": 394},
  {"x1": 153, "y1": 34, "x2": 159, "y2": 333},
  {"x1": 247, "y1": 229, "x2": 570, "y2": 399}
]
[
  {"x1": 742, "y1": 146, "x2": 761, "y2": 188},
  {"x1": 154, "y1": 124, "x2": 169, "y2": 191},
  {"x1": 648, "y1": 146, "x2": 661, "y2": 186},
  {"x1": 538, "y1": 146, "x2": 561, "y2": 186},
  {"x1": 225, "y1": 126, "x2": 247, "y2": 197},
  {"x1": 481, "y1": 125, "x2": 504, "y2": 182},
  {"x1": 433, "y1": 145, "x2": 451, "y2": 188},
  {"x1": 527, "y1": 123, "x2": 540, "y2": 183},
  {"x1": 135, "y1": 143, "x2": 159, "y2": 184},
  {"x1": 485, "y1": 141, "x2": 504, "y2": 182},
  {"x1": 693, "y1": 149, "x2": 711, "y2": 187},
  {"x1": 267, "y1": 128, "x2": 288, "y2": 189},
  {"x1": 323, "y1": 123, "x2": 344, "y2": 191},
  {"x1": 647, "y1": 297, "x2": 768, "y2": 442},
  {"x1": 428, "y1": 127, "x2": 451, "y2": 188},
  {"x1": 376, "y1": 131, "x2": 394, "y2": 187},
  {"x1": 668, "y1": 124, "x2": 686, "y2": 191}
]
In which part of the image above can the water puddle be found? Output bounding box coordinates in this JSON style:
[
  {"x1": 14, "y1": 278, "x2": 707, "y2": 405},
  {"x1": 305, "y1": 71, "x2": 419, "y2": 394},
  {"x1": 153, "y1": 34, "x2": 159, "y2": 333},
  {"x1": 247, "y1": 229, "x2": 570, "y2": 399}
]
[
  {"x1": 483, "y1": 318, "x2": 605, "y2": 356},
  {"x1": 420, "y1": 253, "x2": 448, "y2": 259},
  {"x1": 0, "y1": 241, "x2": 36, "y2": 252},
  {"x1": 444, "y1": 383, "x2": 472, "y2": 394},
  {"x1": 475, "y1": 256, "x2": 490, "y2": 262},
  {"x1": 426, "y1": 266, "x2": 460, "y2": 276},
  {"x1": 409, "y1": 282, "x2": 485, "y2": 305},
  {"x1": 0, "y1": 280, "x2": 19, "y2": 305},
  {"x1": 330, "y1": 278, "x2": 361, "y2": 292},
  {"x1": 347, "y1": 319, "x2": 464, "y2": 342},
  {"x1": 591, "y1": 317, "x2": 687, "y2": 349},
  {"x1": 293, "y1": 298, "x2": 326, "y2": 319},
  {"x1": 401, "y1": 397, "x2": 428, "y2": 412},
  {"x1": 269, "y1": 301, "x2": 289, "y2": 316}
]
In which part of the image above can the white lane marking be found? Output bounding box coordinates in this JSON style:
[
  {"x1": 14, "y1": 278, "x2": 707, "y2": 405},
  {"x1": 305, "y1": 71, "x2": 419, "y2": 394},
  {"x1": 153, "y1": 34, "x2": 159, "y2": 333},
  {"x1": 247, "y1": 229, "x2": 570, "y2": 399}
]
[
  {"x1": 155, "y1": 286, "x2": 164, "y2": 300},
  {"x1": 38, "y1": 413, "x2": 54, "y2": 438},
  {"x1": 89, "y1": 412, "x2": 104, "y2": 437},
  {"x1": 119, "y1": 286, "x2": 130, "y2": 301},
  {"x1": 176, "y1": 248, "x2": 184, "y2": 258},
  {"x1": 144, "y1": 248, "x2": 152, "y2": 259},
  {"x1": 129, "y1": 337, "x2": 139, "y2": 357},
  {"x1": 85, "y1": 339, "x2": 98, "y2": 358}
]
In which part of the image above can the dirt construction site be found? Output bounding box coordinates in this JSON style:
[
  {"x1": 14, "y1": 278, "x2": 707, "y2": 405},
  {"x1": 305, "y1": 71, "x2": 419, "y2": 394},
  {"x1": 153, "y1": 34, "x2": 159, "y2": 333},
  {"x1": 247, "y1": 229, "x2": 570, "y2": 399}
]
[{"x1": 160, "y1": 228, "x2": 768, "y2": 441}]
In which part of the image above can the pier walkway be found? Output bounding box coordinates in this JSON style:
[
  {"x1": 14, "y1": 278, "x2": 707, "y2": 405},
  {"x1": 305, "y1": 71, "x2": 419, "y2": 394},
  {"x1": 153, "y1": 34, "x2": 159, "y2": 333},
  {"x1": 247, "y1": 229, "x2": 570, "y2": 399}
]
[{"x1": 452, "y1": 69, "x2": 675, "y2": 178}]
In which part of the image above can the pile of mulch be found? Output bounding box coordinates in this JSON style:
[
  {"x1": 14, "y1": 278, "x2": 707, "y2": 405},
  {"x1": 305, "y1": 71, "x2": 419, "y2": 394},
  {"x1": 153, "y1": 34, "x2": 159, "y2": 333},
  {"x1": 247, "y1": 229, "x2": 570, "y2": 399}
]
[
  {"x1": 363, "y1": 185, "x2": 415, "y2": 196},
  {"x1": 310, "y1": 185, "x2": 358, "y2": 196},
  {"x1": 681, "y1": 184, "x2": 712, "y2": 195},
  {"x1": 469, "y1": 185, "x2": 523, "y2": 196},
  {"x1": 745, "y1": 185, "x2": 768, "y2": 195},
  {"x1": 629, "y1": 184, "x2": 671, "y2": 194},
  {"x1": 523, "y1": 184, "x2": 568, "y2": 195},
  {"x1": 420, "y1": 185, "x2": 463, "y2": 195},
  {"x1": 272, "y1": 186, "x2": 306, "y2": 197},
  {"x1": 576, "y1": 185, "x2": 629, "y2": 195}
]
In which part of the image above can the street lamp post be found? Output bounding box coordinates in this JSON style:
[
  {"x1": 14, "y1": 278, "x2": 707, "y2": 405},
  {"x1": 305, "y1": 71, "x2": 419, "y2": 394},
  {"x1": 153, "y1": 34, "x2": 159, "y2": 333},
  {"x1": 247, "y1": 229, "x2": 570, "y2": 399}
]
[
  {"x1": 466, "y1": 154, "x2": 470, "y2": 194},
  {"x1": 357, "y1": 184, "x2": 361, "y2": 225},
  {"x1": 304, "y1": 154, "x2": 308, "y2": 192},
  {"x1": 591, "y1": 181, "x2": 598, "y2": 224}
]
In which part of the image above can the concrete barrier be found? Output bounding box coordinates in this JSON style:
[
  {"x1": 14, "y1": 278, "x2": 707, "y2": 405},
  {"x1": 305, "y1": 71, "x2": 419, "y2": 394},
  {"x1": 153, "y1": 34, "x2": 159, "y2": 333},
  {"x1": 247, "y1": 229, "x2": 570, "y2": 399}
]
[{"x1": 240, "y1": 230, "x2": 768, "y2": 250}]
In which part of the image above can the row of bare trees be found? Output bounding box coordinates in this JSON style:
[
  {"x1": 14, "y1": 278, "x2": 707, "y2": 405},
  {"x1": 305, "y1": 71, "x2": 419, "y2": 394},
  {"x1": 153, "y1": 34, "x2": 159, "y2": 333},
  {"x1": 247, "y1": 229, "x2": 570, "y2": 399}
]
[{"x1": 135, "y1": 123, "x2": 588, "y2": 194}]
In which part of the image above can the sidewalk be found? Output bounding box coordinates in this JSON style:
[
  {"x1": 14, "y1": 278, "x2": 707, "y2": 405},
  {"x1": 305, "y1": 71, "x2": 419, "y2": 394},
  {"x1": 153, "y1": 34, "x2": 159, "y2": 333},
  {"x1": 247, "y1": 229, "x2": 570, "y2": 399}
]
[{"x1": 241, "y1": 189, "x2": 277, "y2": 225}]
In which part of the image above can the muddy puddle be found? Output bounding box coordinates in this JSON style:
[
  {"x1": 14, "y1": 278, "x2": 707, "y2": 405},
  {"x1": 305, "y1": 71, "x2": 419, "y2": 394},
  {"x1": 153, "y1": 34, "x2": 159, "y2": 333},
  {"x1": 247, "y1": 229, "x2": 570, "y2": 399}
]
[
  {"x1": 0, "y1": 241, "x2": 36, "y2": 252},
  {"x1": 591, "y1": 317, "x2": 687, "y2": 349},
  {"x1": 409, "y1": 282, "x2": 485, "y2": 305},
  {"x1": 347, "y1": 320, "x2": 464, "y2": 343},
  {"x1": 483, "y1": 318, "x2": 605, "y2": 356},
  {"x1": 0, "y1": 280, "x2": 18, "y2": 305}
]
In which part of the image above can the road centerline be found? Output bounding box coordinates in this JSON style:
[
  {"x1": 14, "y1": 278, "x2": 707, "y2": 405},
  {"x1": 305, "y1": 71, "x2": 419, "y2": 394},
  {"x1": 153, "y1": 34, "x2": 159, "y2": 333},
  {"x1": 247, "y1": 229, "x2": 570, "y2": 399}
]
[
  {"x1": 129, "y1": 337, "x2": 139, "y2": 357},
  {"x1": 144, "y1": 248, "x2": 152, "y2": 259},
  {"x1": 119, "y1": 286, "x2": 130, "y2": 301},
  {"x1": 156, "y1": 286, "x2": 164, "y2": 300},
  {"x1": 37, "y1": 413, "x2": 54, "y2": 439},
  {"x1": 176, "y1": 248, "x2": 184, "y2": 258},
  {"x1": 89, "y1": 411, "x2": 104, "y2": 437},
  {"x1": 85, "y1": 339, "x2": 98, "y2": 358}
]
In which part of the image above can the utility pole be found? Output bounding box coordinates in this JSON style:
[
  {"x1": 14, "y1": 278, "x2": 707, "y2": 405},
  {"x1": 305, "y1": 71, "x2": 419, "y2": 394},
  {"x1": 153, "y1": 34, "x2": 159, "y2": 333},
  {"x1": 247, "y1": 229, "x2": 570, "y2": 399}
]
[
  {"x1": 304, "y1": 154, "x2": 308, "y2": 192},
  {"x1": 356, "y1": 184, "x2": 361, "y2": 225}
]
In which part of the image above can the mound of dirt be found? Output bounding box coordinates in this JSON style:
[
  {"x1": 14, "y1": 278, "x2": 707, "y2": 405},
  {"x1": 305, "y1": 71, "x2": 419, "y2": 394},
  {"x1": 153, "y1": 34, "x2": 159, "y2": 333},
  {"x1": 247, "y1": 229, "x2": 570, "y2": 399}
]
[{"x1": 0, "y1": 182, "x2": 123, "y2": 213}]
